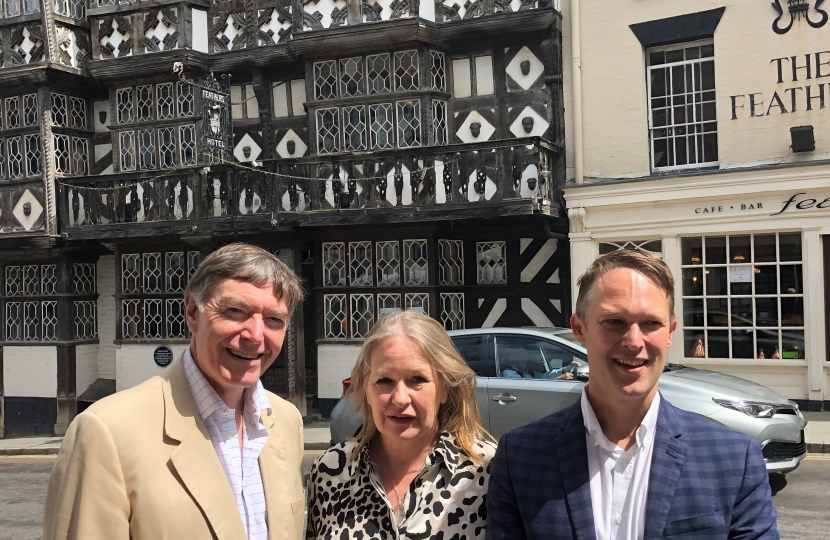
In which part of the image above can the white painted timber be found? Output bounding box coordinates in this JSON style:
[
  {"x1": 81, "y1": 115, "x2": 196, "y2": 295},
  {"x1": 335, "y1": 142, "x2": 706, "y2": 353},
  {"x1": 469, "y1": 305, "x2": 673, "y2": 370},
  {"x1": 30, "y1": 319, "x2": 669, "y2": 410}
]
[{"x1": 97, "y1": 255, "x2": 117, "y2": 380}]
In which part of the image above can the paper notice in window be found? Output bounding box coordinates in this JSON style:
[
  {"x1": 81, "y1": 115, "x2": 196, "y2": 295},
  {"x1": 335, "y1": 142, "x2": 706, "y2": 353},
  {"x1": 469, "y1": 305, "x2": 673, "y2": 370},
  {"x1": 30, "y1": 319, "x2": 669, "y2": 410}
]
[{"x1": 729, "y1": 266, "x2": 752, "y2": 283}]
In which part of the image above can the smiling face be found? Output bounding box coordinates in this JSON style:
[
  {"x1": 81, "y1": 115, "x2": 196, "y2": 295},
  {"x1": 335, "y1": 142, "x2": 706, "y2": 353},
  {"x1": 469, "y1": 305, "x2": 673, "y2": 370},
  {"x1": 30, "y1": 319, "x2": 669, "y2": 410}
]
[
  {"x1": 185, "y1": 278, "x2": 290, "y2": 405},
  {"x1": 365, "y1": 333, "x2": 448, "y2": 448},
  {"x1": 571, "y1": 267, "x2": 677, "y2": 406}
]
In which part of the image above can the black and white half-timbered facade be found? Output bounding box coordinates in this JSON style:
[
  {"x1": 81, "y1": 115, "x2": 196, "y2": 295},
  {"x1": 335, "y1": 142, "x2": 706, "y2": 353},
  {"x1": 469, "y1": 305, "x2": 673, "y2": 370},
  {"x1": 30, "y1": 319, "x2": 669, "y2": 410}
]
[{"x1": 0, "y1": 0, "x2": 567, "y2": 435}]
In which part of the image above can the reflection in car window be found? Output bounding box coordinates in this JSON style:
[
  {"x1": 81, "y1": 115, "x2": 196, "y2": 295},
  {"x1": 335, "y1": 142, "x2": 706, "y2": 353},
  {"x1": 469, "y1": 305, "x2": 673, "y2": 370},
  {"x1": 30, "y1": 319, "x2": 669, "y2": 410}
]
[
  {"x1": 495, "y1": 336, "x2": 584, "y2": 380},
  {"x1": 451, "y1": 335, "x2": 496, "y2": 377}
]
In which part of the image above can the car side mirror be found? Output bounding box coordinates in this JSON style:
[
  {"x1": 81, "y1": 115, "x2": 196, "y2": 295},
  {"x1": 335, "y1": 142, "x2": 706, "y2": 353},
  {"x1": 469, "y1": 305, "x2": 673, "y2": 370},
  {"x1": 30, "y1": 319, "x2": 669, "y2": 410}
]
[{"x1": 575, "y1": 365, "x2": 590, "y2": 381}]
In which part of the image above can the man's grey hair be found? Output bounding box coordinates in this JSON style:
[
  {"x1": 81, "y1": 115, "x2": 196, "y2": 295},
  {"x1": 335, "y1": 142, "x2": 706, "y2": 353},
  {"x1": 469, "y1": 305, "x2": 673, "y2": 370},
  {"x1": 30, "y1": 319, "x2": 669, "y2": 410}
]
[{"x1": 186, "y1": 243, "x2": 304, "y2": 313}]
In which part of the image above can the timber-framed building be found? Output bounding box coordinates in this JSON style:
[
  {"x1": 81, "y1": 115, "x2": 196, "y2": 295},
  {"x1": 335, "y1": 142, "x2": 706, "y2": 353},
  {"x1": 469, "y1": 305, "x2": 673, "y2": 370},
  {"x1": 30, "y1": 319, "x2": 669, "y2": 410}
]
[{"x1": 0, "y1": 0, "x2": 568, "y2": 436}]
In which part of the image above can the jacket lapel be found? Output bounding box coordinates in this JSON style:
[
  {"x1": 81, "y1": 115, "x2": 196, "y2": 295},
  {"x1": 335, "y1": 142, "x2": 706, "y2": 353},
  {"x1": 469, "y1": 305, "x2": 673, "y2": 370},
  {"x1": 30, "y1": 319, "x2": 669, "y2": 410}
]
[
  {"x1": 643, "y1": 398, "x2": 689, "y2": 540},
  {"x1": 164, "y1": 360, "x2": 248, "y2": 540},
  {"x1": 554, "y1": 401, "x2": 596, "y2": 540},
  {"x1": 258, "y1": 410, "x2": 289, "y2": 540}
]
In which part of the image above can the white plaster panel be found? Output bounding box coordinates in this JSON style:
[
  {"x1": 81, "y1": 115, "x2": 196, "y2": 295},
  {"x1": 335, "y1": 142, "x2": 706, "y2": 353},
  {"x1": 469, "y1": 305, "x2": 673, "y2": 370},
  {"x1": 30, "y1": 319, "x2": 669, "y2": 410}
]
[
  {"x1": 76, "y1": 344, "x2": 99, "y2": 396},
  {"x1": 192, "y1": 9, "x2": 209, "y2": 53},
  {"x1": 13, "y1": 189, "x2": 44, "y2": 231},
  {"x1": 456, "y1": 111, "x2": 495, "y2": 143},
  {"x1": 97, "y1": 255, "x2": 117, "y2": 380},
  {"x1": 452, "y1": 58, "x2": 471, "y2": 98},
  {"x1": 290, "y1": 80, "x2": 307, "y2": 116},
  {"x1": 3, "y1": 346, "x2": 58, "y2": 398},
  {"x1": 276, "y1": 129, "x2": 307, "y2": 159},
  {"x1": 317, "y1": 343, "x2": 362, "y2": 399},
  {"x1": 475, "y1": 55, "x2": 495, "y2": 96},
  {"x1": 231, "y1": 86, "x2": 244, "y2": 119},
  {"x1": 509, "y1": 107, "x2": 549, "y2": 138},
  {"x1": 418, "y1": 0, "x2": 435, "y2": 21},
  {"x1": 234, "y1": 132, "x2": 262, "y2": 162},
  {"x1": 273, "y1": 82, "x2": 289, "y2": 117},
  {"x1": 505, "y1": 46, "x2": 544, "y2": 90},
  {"x1": 116, "y1": 344, "x2": 190, "y2": 391}
]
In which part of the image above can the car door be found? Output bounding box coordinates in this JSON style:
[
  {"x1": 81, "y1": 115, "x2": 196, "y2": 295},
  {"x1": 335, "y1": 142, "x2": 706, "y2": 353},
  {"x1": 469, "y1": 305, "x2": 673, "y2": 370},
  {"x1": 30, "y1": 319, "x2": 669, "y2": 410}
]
[
  {"x1": 488, "y1": 334, "x2": 585, "y2": 438},
  {"x1": 451, "y1": 334, "x2": 495, "y2": 433}
]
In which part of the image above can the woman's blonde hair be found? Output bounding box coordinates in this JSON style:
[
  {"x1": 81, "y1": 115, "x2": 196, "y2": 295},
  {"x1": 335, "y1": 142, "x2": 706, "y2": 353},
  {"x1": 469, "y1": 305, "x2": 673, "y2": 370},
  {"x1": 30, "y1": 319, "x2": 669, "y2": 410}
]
[{"x1": 349, "y1": 310, "x2": 492, "y2": 461}]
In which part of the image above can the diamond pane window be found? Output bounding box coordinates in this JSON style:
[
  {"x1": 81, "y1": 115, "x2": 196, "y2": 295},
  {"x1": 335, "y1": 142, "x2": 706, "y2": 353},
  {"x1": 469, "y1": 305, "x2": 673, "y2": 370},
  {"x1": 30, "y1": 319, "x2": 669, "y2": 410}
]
[
  {"x1": 314, "y1": 61, "x2": 338, "y2": 100},
  {"x1": 648, "y1": 43, "x2": 718, "y2": 170},
  {"x1": 70, "y1": 0, "x2": 84, "y2": 19},
  {"x1": 376, "y1": 241, "x2": 400, "y2": 286},
  {"x1": 167, "y1": 299, "x2": 188, "y2": 339},
  {"x1": 122, "y1": 299, "x2": 141, "y2": 339},
  {"x1": 403, "y1": 239, "x2": 428, "y2": 285},
  {"x1": 70, "y1": 97, "x2": 86, "y2": 129},
  {"x1": 23, "y1": 94, "x2": 38, "y2": 126},
  {"x1": 24, "y1": 134, "x2": 41, "y2": 176},
  {"x1": 432, "y1": 100, "x2": 447, "y2": 146},
  {"x1": 138, "y1": 129, "x2": 156, "y2": 170},
  {"x1": 122, "y1": 254, "x2": 141, "y2": 293},
  {"x1": 324, "y1": 294, "x2": 347, "y2": 338},
  {"x1": 405, "y1": 292, "x2": 429, "y2": 314},
  {"x1": 22, "y1": 265, "x2": 39, "y2": 295},
  {"x1": 157, "y1": 83, "x2": 174, "y2": 119},
  {"x1": 158, "y1": 127, "x2": 176, "y2": 168},
  {"x1": 137, "y1": 85, "x2": 154, "y2": 121},
  {"x1": 366, "y1": 54, "x2": 392, "y2": 95},
  {"x1": 377, "y1": 293, "x2": 401, "y2": 317},
  {"x1": 342, "y1": 106, "x2": 367, "y2": 152},
  {"x1": 74, "y1": 301, "x2": 97, "y2": 339},
  {"x1": 5, "y1": 97, "x2": 20, "y2": 128},
  {"x1": 394, "y1": 51, "x2": 419, "y2": 91},
  {"x1": 396, "y1": 100, "x2": 421, "y2": 148},
  {"x1": 41, "y1": 264, "x2": 57, "y2": 294},
  {"x1": 72, "y1": 137, "x2": 89, "y2": 175},
  {"x1": 349, "y1": 241, "x2": 373, "y2": 286},
  {"x1": 7, "y1": 137, "x2": 24, "y2": 178},
  {"x1": 177, "y1": 82, "x2": 194, "y2": 116},
  {"x1": 23, "y1": 0, "x2": 38, "y2": 14},
  {"x1": 477, "y1": 241, "x2": 507, "y2": 284},
  {"x1": 188, "y1": 251, "x2": 202, "y2": 279},
  {"x1": 166, "y1": 252, "x2": 186, "y2": 292},
  {"x1": 179, "y1": 124, "x2": 196, "y2": 165},
  {"x1": 116, "y1": 88, "x2": 133, "y2": 124},
  {"x1": 119, "y1": 131, "x2": 136, "y2": 171},
  {"x1": 5, "y1": 0, "x2": 21, "y2": 17},
  {"x1": 323, "y1": 242, "x2": 346, "y2": 287},
  {"x1": 439, "y1": 239, "x2": 464, "y2": 285},
  {"x1": 6, "y1": 266, "x2": 22, "y2": 296},
  {"x1": 23, "y1": 301, "x2": 39, "y2": 341},
  {"x1": 316, "y1": 108, "x2": 340, "y2": 154},
  {"x1": 369, "y1": 103, "x2": 394, "y2": 150},
  {"x1": 6, "y1": 302, "x2": 22, "y2": 341},
  {"x1": 431, "y1": 51, "x2": 446, "y2": 91},
  {"x1": 73, "y1": 263, "x2": 96, "y2": 294},
  {"x1": 144, "y1": 299, "x2": 163, "y2": 339},
  {"x1": 143, "y1": 253, "x2": 162, "y2": 292},
  {"x1": 350, "y1": 293, "x2": 374, "y2": 338},
  {"x1": 339, "y1": 57, "x2": 364, "y2": 97},
  {"x1": 51, "y1": 93, "x2": 68, "y2": 127},
  {"x1": 54, "y1": 134, "x2": 71, "y2": 174},
  {"x1": 43, "y1": 301, "x2": 58, "y2": 341},
  {"x1": 0, "y1": 141, "x2": 5, "y2": 180},
  {"x1": 440, "y1": 293, "x2": 464, "y2": 330}
]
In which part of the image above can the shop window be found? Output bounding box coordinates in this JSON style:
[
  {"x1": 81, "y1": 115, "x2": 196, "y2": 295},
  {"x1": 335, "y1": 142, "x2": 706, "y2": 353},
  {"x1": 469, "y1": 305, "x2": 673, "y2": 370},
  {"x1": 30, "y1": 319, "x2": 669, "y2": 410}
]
[
  {"x1": 477, "y1": 241, "x2": 507, "y2": 284},
  {"x1": 647, "y1": 41, "x2": 718, "y2": 170},
  {"x1": 681, "y1": 234, "x2": 805, "y2": 360},
  {"x1": 598, "y1": 239, "x2": 663, "y2": 258},
  {"x1": 118, "y1": 251, "x2": 201, "y2": 341}
]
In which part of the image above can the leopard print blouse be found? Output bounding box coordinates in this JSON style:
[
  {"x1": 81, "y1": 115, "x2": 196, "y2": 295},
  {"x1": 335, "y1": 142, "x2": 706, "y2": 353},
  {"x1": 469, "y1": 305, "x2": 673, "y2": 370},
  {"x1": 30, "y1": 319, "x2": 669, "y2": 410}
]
[{"x1": 306, "y1": 432, "x2": 495, "y2": 540}]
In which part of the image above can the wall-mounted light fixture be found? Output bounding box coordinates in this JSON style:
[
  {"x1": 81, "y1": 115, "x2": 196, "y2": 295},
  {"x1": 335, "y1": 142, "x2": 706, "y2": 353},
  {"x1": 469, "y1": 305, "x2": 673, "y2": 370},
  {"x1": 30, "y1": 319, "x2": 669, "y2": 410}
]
[{"x1": 790, "y1": 125, "x2": 815, "y2": 153}]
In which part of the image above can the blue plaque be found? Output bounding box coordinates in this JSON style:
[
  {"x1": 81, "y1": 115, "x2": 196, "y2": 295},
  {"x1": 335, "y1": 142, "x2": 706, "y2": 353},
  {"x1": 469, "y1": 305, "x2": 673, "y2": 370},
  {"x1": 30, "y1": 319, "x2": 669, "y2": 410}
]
[{"x1": 154, "y1": 345, "x2": 174, "y2": 367}]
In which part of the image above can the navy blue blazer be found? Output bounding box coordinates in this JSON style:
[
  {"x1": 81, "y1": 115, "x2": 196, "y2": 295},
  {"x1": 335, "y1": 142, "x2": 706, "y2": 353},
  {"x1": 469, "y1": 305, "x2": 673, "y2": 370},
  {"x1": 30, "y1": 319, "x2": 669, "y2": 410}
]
[{"x1": 486, "y1": 395, "x2": 779, "y2": 539}]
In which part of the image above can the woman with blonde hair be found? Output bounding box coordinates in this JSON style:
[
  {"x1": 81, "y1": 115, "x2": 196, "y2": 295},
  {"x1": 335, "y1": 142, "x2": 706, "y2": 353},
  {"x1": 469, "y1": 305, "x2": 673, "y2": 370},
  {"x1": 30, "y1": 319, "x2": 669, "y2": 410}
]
[{"x1": 307, "y1": 310, "x2": 495, "y2": 539}]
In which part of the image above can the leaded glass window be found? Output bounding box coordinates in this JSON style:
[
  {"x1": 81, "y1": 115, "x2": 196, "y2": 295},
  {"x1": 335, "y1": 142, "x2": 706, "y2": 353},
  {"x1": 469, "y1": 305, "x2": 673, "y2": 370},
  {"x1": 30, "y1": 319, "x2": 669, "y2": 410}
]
[
  {"x1": 138, "y1": 129, "x2": 156, "y2": 170},
  {"x1": 405, "y1": 292, "x2": 429, "y2": 315},
  {"x1": 54, "y1": 134, "x2": 71, "y2": 174},
  {"x1": 167, "y1": 299, "x2": 188, "y2": 339},
  {"x1": 431, "y1": 51, "x2": 446, "y2": 91},
  {"x1": 70, "y1": 0, "x2": 84, "y2": 19},
  {"x1": 314, "y1": 60, "x2": 338, "y2": 100},
  {"x1": 396, "y1": 100, "x2": 421, "y2": 148},
  {"x1": 377, "y1": 293, "x2": 401, "y2": 317},
  {"x1": 376, "y1": 241, "x2": 400, "y2": 286},
  {"x1": 440, "y1": 293, "x2": 464, "y2": 330},
  {"x1": 342, "y1": 106, "x2": 367, "y2": 152},
  {"x1": 324, "y1": 294, "x2": 347, "y2": 338},
  {"x1": 432, "y1": 100, "x2": 447, "y2": 146},
  {"x1": 323, "y1": 242, "x2": 347, "y2": 287},
  {"x1": 23, "y1": 94, "x2": 38, "y2": 126},
  {"x1": 21, "y1": 265, "x2": 39, "y2": 295},
  {"x1": 177, "y1": 82, "x2": 194, "y2": 116},
  {"x1": 367, "y1": 53, "x2": 392, "y2": 94},
  {"x1": 73, "y1": 263, "x2": 96, "y2": 294},
  {"x1": 23, "y1": 301, "x2": 39, "y2": 341},
  {"x1": 74, "y1": 301, "x2": 97, "y2": 339},
  {"x1": 166, "y1": 252, "x2": 186, "y2": 292},
  {"x1": 349, "y1": 241, "x2": 373, "y2": 287},
  {"x1": 144, "y1": 299, "x2": 163, "y2": 339},
  {"x1": 369, "y1": 103, "x2": 394, "y2": 150},
  {"x1": 394, "y1": 51, "x2": 419, "y2": 91},
  {"x1": 119, "y1": 131, "x2": 136, "y2": 171},
  {"x1": 316, "y1": 108, "x2": 340, "y2": 154},
  {"x1": 72, "y1": 137, "x2": 89, "y2": 175},
  {"x1": 70, "y1": 97, "x2": 86, "y2": 129},
  {"x1": 143, "y1": 253, "x2": 162, "y2": 293},
  {"x1": 158, "y1": 127, "x2": 176, "y2": 168},
  {"x1": 122, "y1": 299, "x2": 141, "y2": 339},
  {"x1": 116, "y1": 88, "x2": 133, "y2": 124},
  {"x1": 122, "y1": 253, "x2": 141, "y2": 293},
  {"x1": 157, "y1": 83, "x2": 174, "y2": 119},
  {"x1": 7, "y1": 137, "x2": 23, "y2": 178},
  {"x1": 42, "y1": 301, "x2": 58, "y2": 341},
  {"x1": 439, "y1": 239, "x2": 463, "y2": 285},
  {"x1": 5, "y1": 97, "x2": 20, "y2": 128},
  {"x1": 350, "y1": 293, "x2": 374, "y2": 338},
  {"x1": 6, "y1": 302, "x2": 22, "y2": 341},
  {"x1": 24, "y1": 134, "x2": 41, "y2": 176},
  {"x1": 477, "y1": 241, "x2": 507, "y2": 284},
  {"x1": 403, "y1": 239, "x2": 428, "y2": 285},
  {"x1": 339, "y1": 57, "x2": 364, "y2": 97},
  {"x1": 22, "y1": 0, "x2": 38, "y2": 14},
  {"x1": 137, "y1": 85, "x2": 154, "y2": 121},
  {"x1": 179, "y1": 124, "x2": 196, "y2": 165},
  {"x1": 5, "y1": 0, "x2": 21, "y2": 17},
  {"x1": 51, "y1": 93, "x2": 68, "y2": 127},
  {"x1": 41, "y1": 265, "x2": 57, "y2": 294},
  {"x1": 5, "y1": 266, "x2": 22, "y2": 296}
]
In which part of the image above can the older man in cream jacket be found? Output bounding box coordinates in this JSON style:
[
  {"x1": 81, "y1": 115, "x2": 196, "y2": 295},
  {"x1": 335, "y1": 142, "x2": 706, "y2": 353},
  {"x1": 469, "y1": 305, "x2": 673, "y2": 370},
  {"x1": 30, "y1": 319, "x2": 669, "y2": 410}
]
[{"x1": 44, "y1": 243, "x2": 306, "y2": 540}]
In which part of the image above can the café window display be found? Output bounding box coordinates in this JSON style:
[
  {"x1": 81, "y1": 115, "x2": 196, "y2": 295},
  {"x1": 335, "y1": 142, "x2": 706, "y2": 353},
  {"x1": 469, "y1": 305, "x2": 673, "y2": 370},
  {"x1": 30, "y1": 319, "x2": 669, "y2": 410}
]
[{"x1": 681, "y1": 233, "x2": 804, "y2": 360}]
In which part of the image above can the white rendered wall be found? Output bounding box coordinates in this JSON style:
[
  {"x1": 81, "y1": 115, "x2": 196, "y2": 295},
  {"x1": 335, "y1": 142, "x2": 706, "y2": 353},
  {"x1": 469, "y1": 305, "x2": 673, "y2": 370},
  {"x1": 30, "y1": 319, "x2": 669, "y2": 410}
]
[
  {"x1": 317, "y1": 343, "x2": 361, "y2": 400},
  {"x1": 76, "y1": 344, "x2": 99, "y2": 396},
  {"x1": 3, "y1": 346, "x2": 57, "y2": 398},
  {"x1": 97, "y1": 255, "x2": 117, "y2": 380},
  {"x1": 116, "y1": 344, "x2": 189, "y2": 390}
]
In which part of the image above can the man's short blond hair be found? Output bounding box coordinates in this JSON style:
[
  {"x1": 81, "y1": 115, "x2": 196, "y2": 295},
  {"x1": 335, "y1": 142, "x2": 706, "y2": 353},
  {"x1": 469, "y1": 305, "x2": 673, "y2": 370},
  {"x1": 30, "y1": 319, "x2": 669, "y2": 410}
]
[
  {"x1": 186, "y1": 243, "x2": 304, "y2": 312},
  {"x1": 574, "y1": 249, "x2": 675, "y2": 322}
]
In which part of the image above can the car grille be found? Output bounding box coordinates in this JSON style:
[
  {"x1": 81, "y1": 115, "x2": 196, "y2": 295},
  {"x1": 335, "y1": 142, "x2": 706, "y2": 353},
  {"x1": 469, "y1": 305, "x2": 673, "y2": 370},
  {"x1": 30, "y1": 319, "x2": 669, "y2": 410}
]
[{"x1": 762, "y1": 431, "x2": 806, "y2": 461}]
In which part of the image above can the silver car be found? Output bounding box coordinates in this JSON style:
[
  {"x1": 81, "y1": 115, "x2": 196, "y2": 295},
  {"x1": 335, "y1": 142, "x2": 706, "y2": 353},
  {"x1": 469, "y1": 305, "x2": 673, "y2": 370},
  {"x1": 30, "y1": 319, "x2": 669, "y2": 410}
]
[{"x1": 331, "y1": 327, "x2": 807, "y2": 474}]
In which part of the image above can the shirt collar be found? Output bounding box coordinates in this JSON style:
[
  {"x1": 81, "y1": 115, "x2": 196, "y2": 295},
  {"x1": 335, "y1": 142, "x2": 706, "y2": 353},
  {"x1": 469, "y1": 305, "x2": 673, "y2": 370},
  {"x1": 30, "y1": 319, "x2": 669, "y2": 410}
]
[
  {"x1": 359, "y1": 431, "x2": 465, "y2": 476},
  {"x1": 183, "y1": 345, "x2": 272, "y2": 422},
  {"x1": 581, "y1": 386, "x2": 661, "y2": 454}
]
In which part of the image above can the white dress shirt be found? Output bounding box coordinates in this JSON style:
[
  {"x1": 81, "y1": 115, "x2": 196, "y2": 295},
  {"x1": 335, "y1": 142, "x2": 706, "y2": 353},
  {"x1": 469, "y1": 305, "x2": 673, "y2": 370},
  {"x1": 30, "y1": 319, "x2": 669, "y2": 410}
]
[
  {"x1": 184, "y1": 346, "x2": 271, "y2": 540},
  {"x1": 581, "y1": 388, "x2": 661, "y2": 540}
]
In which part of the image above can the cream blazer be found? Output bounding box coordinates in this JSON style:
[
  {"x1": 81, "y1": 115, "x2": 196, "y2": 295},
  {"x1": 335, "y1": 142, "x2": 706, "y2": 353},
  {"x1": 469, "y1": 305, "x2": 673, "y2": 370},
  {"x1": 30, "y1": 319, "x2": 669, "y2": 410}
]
[{"x1": 43, "y1": 357, "x2": 305, "y2": 540}]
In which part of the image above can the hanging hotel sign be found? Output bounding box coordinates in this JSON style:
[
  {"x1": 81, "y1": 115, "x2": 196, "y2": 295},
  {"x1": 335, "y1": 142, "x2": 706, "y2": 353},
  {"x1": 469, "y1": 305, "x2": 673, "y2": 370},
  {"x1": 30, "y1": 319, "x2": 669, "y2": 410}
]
[{"x1": 200, "y1": 73, "x2": 232, "y2": 162}]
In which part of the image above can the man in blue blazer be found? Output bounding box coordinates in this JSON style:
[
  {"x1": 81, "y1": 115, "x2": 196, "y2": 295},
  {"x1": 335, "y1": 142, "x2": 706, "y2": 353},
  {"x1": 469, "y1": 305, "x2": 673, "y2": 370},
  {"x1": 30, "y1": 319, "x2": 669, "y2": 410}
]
[{"x1": 486, "y1": 250, "x2": 778, "y2": 539}]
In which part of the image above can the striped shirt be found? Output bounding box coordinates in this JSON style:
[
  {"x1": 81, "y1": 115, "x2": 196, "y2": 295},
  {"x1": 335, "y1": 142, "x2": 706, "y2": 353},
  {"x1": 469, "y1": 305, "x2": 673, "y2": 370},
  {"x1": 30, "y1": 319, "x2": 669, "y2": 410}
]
[{"x1": 183, "y1": 346, "x2": 271, "y2": 540}]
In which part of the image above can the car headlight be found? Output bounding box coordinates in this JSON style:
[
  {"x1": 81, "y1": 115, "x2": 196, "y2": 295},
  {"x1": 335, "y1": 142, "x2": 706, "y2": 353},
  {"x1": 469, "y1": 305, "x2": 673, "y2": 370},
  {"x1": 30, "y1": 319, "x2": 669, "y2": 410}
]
[{"x1": 713, "y1": 398, "x2": 776, "y2": 418}]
